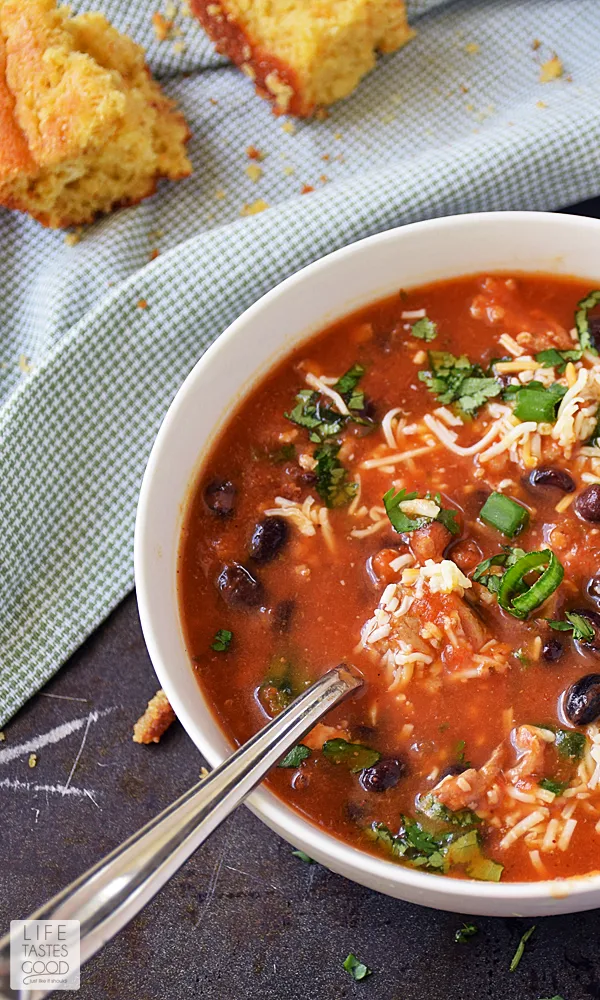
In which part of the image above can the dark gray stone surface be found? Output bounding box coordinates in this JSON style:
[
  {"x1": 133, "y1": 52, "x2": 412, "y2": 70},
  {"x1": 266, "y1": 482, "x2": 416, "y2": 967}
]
[{"x1": 3, "y1": 200, "x2": 600, "y2": 1000}]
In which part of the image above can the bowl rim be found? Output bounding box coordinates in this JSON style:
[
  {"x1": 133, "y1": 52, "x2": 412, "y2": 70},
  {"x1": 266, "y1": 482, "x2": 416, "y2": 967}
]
[{"x1": 135, "y1": 210, "x2": 600, "y2": 906}]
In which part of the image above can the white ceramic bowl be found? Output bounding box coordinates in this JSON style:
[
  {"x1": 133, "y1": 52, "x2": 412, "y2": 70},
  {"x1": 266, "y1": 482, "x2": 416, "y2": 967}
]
[{"x1": 135, "y1": 211, "x2": 600, "y2": 916}]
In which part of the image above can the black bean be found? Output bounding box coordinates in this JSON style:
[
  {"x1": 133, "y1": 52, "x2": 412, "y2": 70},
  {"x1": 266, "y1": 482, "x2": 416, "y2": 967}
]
[
  {"x1": 217, "y1": 563, "x2": 264, "y2": 609},
  {"x1": 528, "y1": 467, "x2": 576, "y2": 493},
  {"x1": 204, "y1": 479, "x2": 236, "y2": 517},
  {"x1": 575, "y1": 484, "x2": 600, "y2": 522},
  {"x1": 249, "y1": 517, "x2": 289, "y2": 564},
  {"x1": 542, "y1": 638, "x2": 564, "y2": 663},
  {"x1": 564, "y1": 673, "x2": 600, "y2": 726},
  {"x1": 359, "y1": 757, "x2": 406, "y2": 793},
  {"x1": 588, "y1": 575, "x2": 600, "y2": 605},
  {"x1": 272, "y1": 599, "x2": 295, "y2": 633}
]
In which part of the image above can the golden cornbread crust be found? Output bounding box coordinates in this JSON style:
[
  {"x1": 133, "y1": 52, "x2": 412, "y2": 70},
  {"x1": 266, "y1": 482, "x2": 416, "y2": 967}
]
[
  {"x1": 133, "y1": 689, "x2": 177, "y2": 744},
  {"x1": 0, "y1": 0, "x2": 192, "y2": 228},
  {"x1": 191, "y1": 0, "x2": 414, "y2": 117}
]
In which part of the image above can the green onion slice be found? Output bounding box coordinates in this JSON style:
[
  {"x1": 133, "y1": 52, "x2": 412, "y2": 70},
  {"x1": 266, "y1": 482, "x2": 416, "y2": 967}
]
[
  {"x1": 514, "y1": 387, "x2": 561, "y2": 424},
  {"x1": 498, "y1": 549, "x2": 564, "y2": 619},
  {"x1": 480, "y1": 492, "x2": 530, "y2": 538}
]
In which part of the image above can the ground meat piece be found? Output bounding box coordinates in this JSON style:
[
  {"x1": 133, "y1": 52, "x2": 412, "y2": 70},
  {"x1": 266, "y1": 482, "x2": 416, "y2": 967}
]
[
  {"x1": 434, "y1": 744, "x2": 504, "y2": 811},
  {"x1": 439, "y1": 592, "x2": 489, "y2": 651},
  {"x1": 507, "y1": 725, "x2": 546, "y2": 780},
  {"x1": 133, "y1": 689, "x2": 176, "y2": 744}
]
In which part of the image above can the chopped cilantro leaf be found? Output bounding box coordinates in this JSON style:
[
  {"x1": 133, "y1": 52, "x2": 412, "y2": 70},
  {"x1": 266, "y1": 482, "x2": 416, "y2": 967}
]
[
  {"x1": 411, "y1": 316, "x2": 437, "y2": 342},
  {"x1": 322, "y1": 738, "x2": 380, "y2": 772},
  {"x1": 536, "y1": 348, "x2": 583, "y2": 373},
  {"x1": 285, "y1": 389, "x2": 346, "y2": 442},
  {"x1": 333, "y1": 363, "x2": 365, "y2": 398},
  {"x1": 538, "y1": 777, "x2": 568, "y2": 796},
  {"x1": 369, "y1": 819, "x2": 502, "y2": 880},
  {"x1": 455, "y1": 740, "x2": 471, "y2": 768},
  {"x1": 291, "y1": 848, "x2": 314, "y2": 864},
  {"x1": 455, "y1": 922, "x2": 478, "y2": 944},
  {"x1": 575, "y1": 289, "x2": 600, "y2": 354},
  {"x1": 383, "y1": 487, "x2": 459, "y2": 535},
  {"x1": 509, "y1": 925, "x2": 536, "y2": 972},
  {"x1": 419, "y1": 351, "x2": 502, "y2": 416},
  {"x1": 285, "y1": 364, "x2": 371, "y2": 442},
  {"x1": 313, "y1": 442, "x2": 357, "y2": 508},
  {"x1": 555, "y1": 729, "x2": 587, "y2": 761},
  {"x1": 343, "y1": 953, "x2": 372, "y2": 981},
  {"x1": 211, "y1": 628, "x2": 233, "y2": 652},
  {"x1": 417, "y1": 793, "x2": 480, "y2": 828},
  {"x1": 269, "y1": 443, "x2": 296, "y2": 464},
  {"x1": 473, "y1": 546, "x2": 527, "y2": 593},
  {"x1": 548, "y1": 612, "x2": 596, "y2": 642},
  {"x1": 278, "y1": 744, "x2": 311, "y2": 768},
  {"x1": 428, "y1": 491, "x2": 460, "y2": 535}
]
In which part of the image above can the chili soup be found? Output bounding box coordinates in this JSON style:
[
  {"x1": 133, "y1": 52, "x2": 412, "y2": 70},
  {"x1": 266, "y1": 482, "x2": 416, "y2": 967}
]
[{"x1": 178, "y1": 272, "x2": 600, "y2": 884}]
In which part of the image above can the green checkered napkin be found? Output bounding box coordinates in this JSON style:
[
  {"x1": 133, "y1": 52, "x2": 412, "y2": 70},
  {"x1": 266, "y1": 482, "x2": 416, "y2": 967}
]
[{"x1": 1, "y1": 0, "x2": 600, "y2": 725}]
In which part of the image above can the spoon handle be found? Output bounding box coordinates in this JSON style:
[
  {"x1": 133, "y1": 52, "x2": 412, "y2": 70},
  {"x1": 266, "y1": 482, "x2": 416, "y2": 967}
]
[{"x1": 0, "y1": 664, "x2": 361, "y2": 1000}]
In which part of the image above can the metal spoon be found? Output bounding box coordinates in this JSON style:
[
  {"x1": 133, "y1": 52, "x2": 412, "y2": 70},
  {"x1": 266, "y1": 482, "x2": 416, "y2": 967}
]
[{"x1": 0, "y1": 663, "x2": 362, "y2": 1000}]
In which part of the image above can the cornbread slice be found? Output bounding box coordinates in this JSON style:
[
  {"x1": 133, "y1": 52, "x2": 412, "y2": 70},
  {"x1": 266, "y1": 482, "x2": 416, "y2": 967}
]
[
  {"x1": 191, "y1": 0, "x2": 414, "y2": 117},
  {"x1": 0, "y1": 0, "x2": 191, "y2": 228}
]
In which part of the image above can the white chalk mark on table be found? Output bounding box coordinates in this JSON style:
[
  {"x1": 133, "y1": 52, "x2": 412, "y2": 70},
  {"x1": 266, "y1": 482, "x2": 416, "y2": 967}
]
[
  {"x1": 0, "y1": 707, "x2": 115, "y2": 766},
  {"x1": 64, "y1": 712, "x2": 94, "y2": 791},
  {"x1": 39, "y1": 693, "x2": 90, "y2": 703},
  {"x1": 0, "y1": 776, "x2": 101, "y2": 802}
]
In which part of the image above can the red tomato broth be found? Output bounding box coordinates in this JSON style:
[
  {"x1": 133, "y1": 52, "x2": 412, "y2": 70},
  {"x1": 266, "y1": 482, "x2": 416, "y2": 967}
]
[{"x1": 178, "y1": 272, "x2": 600, "y2": 883}]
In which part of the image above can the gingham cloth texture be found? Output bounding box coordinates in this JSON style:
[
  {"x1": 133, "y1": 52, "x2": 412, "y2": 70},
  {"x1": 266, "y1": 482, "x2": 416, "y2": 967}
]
[{"x1": 1, "y1": 0, "x2": 600, "y2": 725}]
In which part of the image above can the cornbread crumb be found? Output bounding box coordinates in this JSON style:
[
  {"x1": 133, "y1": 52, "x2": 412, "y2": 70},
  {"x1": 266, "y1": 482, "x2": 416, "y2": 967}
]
[
  {"x1": 0, "y1": 0, "x2": 192, "y2": 228},
  {"x1": 133, "y1": 689, "x2": 176, "y2": 744},
  {"x1": 191, "y1": 0, "x2": 414, "y2": 117},
  {"x1": 539, "y1": 54, "x2": 563, "y2": 82},
  {"x1": 18, "y1": 354, "x2": 32, "y2": 374},
  {"x1": 137, "y1": 299, "x2": 148, "y2": 309},
  {"x1": 245, "y1": 163, "x2": 262, "y2": 182},
  {"x1": 281, "y1": 120, "x2": 296, "y2": 135},
  {"x1": 215, "y1": 188, "x2": 227, "y2": 199},
  {"x1": 240, "y1": 198, "x2": 269, "y2": 216},
  {"x1": 172, "y1": 39, "x2": 187, "y2": 53},
  {"x1": 301, "y1": 184, "x2": 314, "y2": 194},
  {"x1": 246, "y1": 145, "x2": 265, "y2": 160},
  {"x1": 283, "y1": 165, "x2": 295, "y2": 176},
  {"x1": 536, "y1": 100, "x2": 547, "y2": 109},
  {"x1": 28, "y1": 752, "x2": 37, "y2": 768},
  {"x1": 64, "y1": 230, "x2": 82, "y2": 246},
  {"x1": 152, "y1": 11, "x2": 174, "y2": 41},
  {"x1": 465, "y1": 42, "x2": 479, "y2": 54},
  {"x1": 200, "y1": 766, "x2": 210, "y2": 779},
  {"x1": 0, "y1": 731, "x2": 5, "y2": 742}
]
